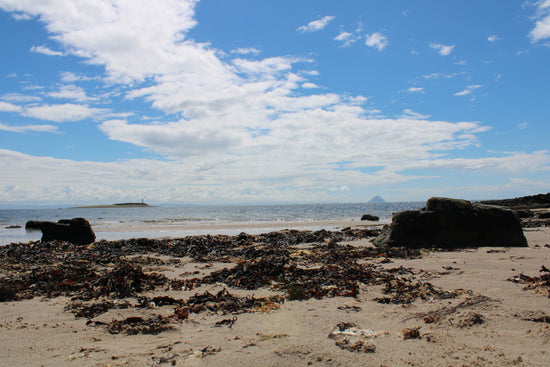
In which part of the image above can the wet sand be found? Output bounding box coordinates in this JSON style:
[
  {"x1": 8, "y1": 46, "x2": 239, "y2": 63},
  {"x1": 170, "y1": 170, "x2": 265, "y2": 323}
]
[
  {"x1": 0, "y1": 225, "x2": 549, "y2": 366},
  {"x1": 93, "y1": 219, "x2": 382, "y2": 238}
]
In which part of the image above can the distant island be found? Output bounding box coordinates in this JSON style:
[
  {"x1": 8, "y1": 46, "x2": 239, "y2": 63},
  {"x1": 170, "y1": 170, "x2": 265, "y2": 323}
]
[
  {"x1": 70, "y1": 202, "x2": 150, "y2": 209},
  {"x1": 368, "y1": 195, "x2": 386, "y2": 203}
]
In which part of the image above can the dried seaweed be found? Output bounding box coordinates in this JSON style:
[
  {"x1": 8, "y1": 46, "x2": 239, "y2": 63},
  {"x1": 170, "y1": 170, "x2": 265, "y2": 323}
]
[
  {"x1": 66, "y1": 299, "x2": 131, "y2": 318},
  {"x1": 406, "y1": 295, "x2": 494, "y2": 324},
  {"x1": 507, "y1": 265, "x2": 550, "y2": 297},
  {"x1": 185, "y1": 288, "x2": 283, "y2": 315},
  {"x1": 89, "y1": 315, "x2": 175, "y2": 335},
  {"x1": 402, "y1": 327, "x2": 421, "y2": 340},
  {"x1": 0, "y1": 228, "x2": 476, "y2": 340},
  {"x1": 375, "y1": 278, "x2": 470, "y2": 304}
]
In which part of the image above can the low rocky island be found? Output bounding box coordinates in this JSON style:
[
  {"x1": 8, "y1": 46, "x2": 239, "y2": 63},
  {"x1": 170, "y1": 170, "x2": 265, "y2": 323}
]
[{"x1": 70, "y1": 202, "x2": 150, "y2": 209}]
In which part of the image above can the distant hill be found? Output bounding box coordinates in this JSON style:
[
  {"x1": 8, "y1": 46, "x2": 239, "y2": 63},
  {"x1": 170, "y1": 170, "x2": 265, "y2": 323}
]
[{"x1": 368, "y1": 195, "x2": 386, "y2": 203}]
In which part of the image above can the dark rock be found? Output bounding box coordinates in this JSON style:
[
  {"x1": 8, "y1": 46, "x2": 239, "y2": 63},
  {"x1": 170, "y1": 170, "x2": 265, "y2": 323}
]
[
  {"x1": 25, "y1": 221, "x2": 42, "y2": 230},
  {"x1": 480, "y1": 193, "x2": 550, "y2": 210},
  {"x1": 361, "y1": 214, "x2": 380, "y2": 221},
  {"x1": 24, "y1": 218, "x2": 95, "y2": 245},
  {"x1": 514, "y1": 209, "x2": 534, "y2": 218},
  {"x1": 373, "y1": 197, "x2": 527, "y2": 249}
]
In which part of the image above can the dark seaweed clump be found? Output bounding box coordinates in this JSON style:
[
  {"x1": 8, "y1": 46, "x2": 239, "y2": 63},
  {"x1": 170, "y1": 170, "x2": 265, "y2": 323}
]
[{"x1": 0, "y1": 227, "x2": 471, "y2": 334}]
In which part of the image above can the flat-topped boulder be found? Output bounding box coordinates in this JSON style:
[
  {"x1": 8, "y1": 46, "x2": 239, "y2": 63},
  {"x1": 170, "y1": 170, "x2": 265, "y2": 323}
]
[
  {"x1": 372, "y1": 197, "x2": 527, "y2": 248},
  {"x1": 25, "y1": 218, "x2": 95, "y2": 245}
]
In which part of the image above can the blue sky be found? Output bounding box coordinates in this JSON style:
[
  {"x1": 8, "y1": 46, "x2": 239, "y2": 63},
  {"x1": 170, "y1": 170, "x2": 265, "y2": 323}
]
[{"x1": 0, "y1": 0, "x2": 549, "y2": 207}]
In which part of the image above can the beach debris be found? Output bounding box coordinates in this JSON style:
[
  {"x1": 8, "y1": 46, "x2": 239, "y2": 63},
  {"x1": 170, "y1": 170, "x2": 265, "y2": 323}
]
[
  {"x1": 0, "y1": 227, "x2": 477, "y2": 345},
  {"x1": 402, "y1": 326, "x2": 421, "y2": 340},
  {"x1": 375, "y1": 278, "x2": 470, "y2": 304},
  {"x1": 334, "y1": 339, "x2": 376, "y2": 353},
  {"x1": 514, "y1": 310, "x2": 550, "y2": 324},
  {"x1": 453, "y1": 312, "x2": 485, "y2": 328},
  {"x1": 191, "y1": 346, "x2": 221, "y2": 358},
  {"x1": 507, "y1": 266, "x2": 550, "y2": 297},
  {"x1": 89, "y1": 315, "x2": 175, "y2": 335},
  {"x1": 328, "y1": 323, "x2": 389, "y2": 339},
  {"x1": 329, "y1": 323, "x2": 379, "y2": 353},
  {"x1": 137, "y1": 295, "x2": 186, "y2": 308},
  {"x1": 337, "y1": 305, "x2": 362, "y2": 313},
  {"x1": 213, "y1": 316, "x2": 237, "y2": 328},
  {"x1": 406, "y1": 295, "x2": 495, "y2": 324},
  {"x1": 65, "y1": 299, "x2": 131, "y2": 318},
  {"x1": 0, "y1": 285, "x2": 19, "y2": 302},
  {"x1": 257, "y1": 333, "x2": 289, "y2": 341},
  {"x1": 185, "y1": 288, "x2": 283, "y2": 315}
]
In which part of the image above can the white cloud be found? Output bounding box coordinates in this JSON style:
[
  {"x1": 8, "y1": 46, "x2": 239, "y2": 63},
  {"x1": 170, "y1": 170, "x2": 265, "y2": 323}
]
[
  {"x1": 46, "y1": 84, "x2": 95, "y2": 102},
  {"x1": 530, "y1": 0, "x2": 550, "y2": 42},
  {"x1": 2, "y1": 147, "x2": 547, "y2": 205},
  {"x1": 407, "y1": 151, "x2": 550, "y2": 174},
  {"x1": 231, "y1": 47, "x2": 261, "y2": 55},
  {"x1": 0, "y1": 101, "x2": 22, "y2": 112},
  {"x1": 22, "y1": 85, "x2": 44, "y2": 91},
  {"x1": 407, "y1": 87, "x2": 424, "y2": 93},
  {"x1": 430, "y1": 43, "x2": 455, "y2": 56},
  {"x1": 0, "y1": 122, "x2": 58, "y2": 133},
  {"x1": 488, "y1": 35, "x2": 500, "y2": 42},
  {"x1": 518, "y1": 122, "x2": 528, "y2": 130},
  {"x1": 0, "y1": 0, "x2": 546, "y2": 205},
  {"x1": 454, "y1": 84, "x2": 483, "y2": 96},
  {"x1": 302, "y1": 82, "x2": 319, "y2": 89},
  {"x1": 30, "y1": 45, "x2": 64, "y2": 56},
  {"x1": 60, "y1": 72, "x2": 97, "y2": 83},
  {"x1": 297, "y1": 15, "x2": 335, "y2": 33},
  {"x1": 334, "y1": 31, "x2": 352, "y2": 41},
  {"x1": 334, "y1": 31, "x2": 359, "y2": 47},
  {"x1": 365, "y1": 33, "x2": 388, "y2": 51},
  {"x1": 11, "y1": 12, "x2": 32, "y2": 20},
  {"x1": 400, "y1": 109, "x2": 431, "y2": 119},
  {"x1": 0, "y1": 0, "x2": 200, "y2": 82},
  {"x1": 232, "y1": 56, "x2": 305, "y2": 76},
  {"x1": 1, "y1": 93, "x2": 41, "y2": 103},
  {"x1": 23, "y1": 103, "x2": 106, "y2": 122}
]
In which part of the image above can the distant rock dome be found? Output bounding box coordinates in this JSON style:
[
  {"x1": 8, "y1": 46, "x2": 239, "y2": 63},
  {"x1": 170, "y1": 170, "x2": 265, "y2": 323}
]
[{"x1": 368, "y1": 195, "x2": 386, "y2": 203}]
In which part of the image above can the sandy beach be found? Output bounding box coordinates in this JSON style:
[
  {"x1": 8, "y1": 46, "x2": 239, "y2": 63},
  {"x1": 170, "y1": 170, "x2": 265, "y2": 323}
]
[{"x1": 1, "y1": 223, "x2": 549, "y2": 367}]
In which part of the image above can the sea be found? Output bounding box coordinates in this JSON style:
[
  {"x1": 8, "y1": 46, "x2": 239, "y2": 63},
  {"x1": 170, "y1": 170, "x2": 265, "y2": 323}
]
[{"x1": 0, "y1": 202, "x2": 423, "y2": 246}]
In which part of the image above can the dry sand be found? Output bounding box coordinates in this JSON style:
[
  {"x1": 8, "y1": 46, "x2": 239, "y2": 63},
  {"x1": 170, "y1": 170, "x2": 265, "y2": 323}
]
[{"x1": 1, "y1": 226, "x2": 549, "y2": 367}]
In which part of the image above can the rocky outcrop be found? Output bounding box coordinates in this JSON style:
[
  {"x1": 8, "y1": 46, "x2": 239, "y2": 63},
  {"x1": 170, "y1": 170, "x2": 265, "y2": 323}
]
[
  {"x1": 372, "y1": 197, "x2": 527, "y2": 248},
  {"x1": 25, "y1": 218, "x2": 95, "y2": 245},
  {"x1": 361, "y1": 214, "x2": 380, "y2": 221},
  {"x1": 480, "y1": 193, "x2": 550, "y2": 210}
]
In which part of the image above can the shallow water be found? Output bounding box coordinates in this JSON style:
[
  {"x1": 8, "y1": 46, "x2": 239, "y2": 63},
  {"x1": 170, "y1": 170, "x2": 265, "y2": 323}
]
[{"x1": 0, "y1": 202, "x2": 422, "y2": 245}]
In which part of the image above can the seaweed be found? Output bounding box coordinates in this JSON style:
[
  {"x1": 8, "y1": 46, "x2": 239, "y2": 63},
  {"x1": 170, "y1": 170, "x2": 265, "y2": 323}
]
[{"x1": 507, "y1": 265, "x2": 550, "y2": 297}]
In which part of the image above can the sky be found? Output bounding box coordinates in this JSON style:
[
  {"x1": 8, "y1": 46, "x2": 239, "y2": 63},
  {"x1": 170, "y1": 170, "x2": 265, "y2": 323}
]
[{"x1": 0, "y1": 0, "x2": 549, "y2": 207}]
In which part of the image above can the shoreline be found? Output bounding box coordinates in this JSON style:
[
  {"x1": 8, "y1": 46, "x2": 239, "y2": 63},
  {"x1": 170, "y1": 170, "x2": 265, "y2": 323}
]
[{"x1": 2, "y1": 219, "x2": 385, "y2": 246}]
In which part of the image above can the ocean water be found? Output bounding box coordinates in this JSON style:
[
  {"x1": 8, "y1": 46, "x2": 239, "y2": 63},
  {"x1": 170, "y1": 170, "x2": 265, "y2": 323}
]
[{"x1": 0, "y1": 202, "x2": 423, "y2": 245}]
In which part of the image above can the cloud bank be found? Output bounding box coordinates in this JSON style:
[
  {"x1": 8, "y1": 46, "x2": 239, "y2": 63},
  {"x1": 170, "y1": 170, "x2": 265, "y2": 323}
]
[{"x1": 0, "y1": 0, "x2": 548, "y2": 204}]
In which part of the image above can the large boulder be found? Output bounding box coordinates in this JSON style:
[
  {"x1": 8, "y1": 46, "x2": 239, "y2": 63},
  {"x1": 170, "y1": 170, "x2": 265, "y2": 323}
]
[
  {"x1": 361, "y1": 214, "x2": 380, "y2": 221},
  {"x1": 25, "y1": 218, "x2": 95, "y2": 245},
  {"x1": 372, "y1": 197, "x2": 527, "y2": 248}
]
